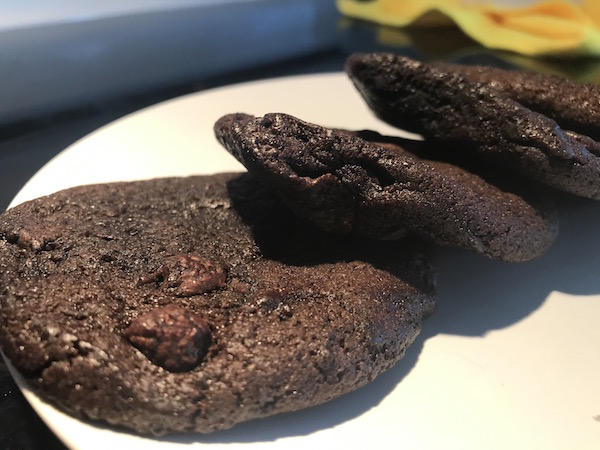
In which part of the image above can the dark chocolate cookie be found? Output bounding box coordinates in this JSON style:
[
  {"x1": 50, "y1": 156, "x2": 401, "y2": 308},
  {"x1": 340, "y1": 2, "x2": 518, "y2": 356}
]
[
  {"x1": 345, "y1": 53, "x2": 600, "y2": 199},
  {"x1": 215, "y1": 113, "x2": 557, "y2": 262},
  {"x1": 431, "y1": 61, "x2": 600, "y2": 141},
  {"x1": 0, "y1": 173, "x2": 435, "y2": 435}
]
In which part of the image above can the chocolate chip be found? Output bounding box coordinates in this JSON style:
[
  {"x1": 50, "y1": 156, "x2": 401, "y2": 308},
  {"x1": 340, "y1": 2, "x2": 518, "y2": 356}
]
[
  {"x1": 138, "y1": 254, "x2": 227, "y2": 297},
  {"x1": 255, "y1": 291, "x2": 285, "y2": 313},
  {"x1": 253, "y1": 290, "x2": 293, "y2": 320},
  {"x1": 229, "y1": 278, "x2": 250, "y2": 294},
  {"x1": 125, "y1": 304, "x2": 211, "y2": 372},
  {"x1": 278, "y1": 304, "x2": 293, "y2": 321},
  {"x1": 14, "y1": 227, "x2": 61, "y2": 251}
]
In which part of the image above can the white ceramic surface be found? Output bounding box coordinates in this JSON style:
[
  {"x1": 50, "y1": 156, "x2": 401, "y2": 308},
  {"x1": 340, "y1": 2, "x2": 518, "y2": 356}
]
[{"x1": 6, "y1": 73, "x2": 600, "y2": 450}]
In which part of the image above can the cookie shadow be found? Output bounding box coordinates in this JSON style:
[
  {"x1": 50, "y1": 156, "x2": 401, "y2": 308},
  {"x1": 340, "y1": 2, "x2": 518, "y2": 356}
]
[
  {"x1": 160, "y1": 189, "x2": 600, "y2": 445},
  {"x1": 430, "y1": 193, "x2": 600, "y2": 337}
]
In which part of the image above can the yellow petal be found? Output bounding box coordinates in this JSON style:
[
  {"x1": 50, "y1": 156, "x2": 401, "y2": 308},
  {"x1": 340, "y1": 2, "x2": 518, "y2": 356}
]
[
  {"x1": 582, "y1": 0, "x2": 600, "y2": 28},
  {"x1": 337, "y1": 0, "x2": 600, "y2": 55},
  {"x1": 449, "y1": 6, "x2": 587, "y2": 54}
]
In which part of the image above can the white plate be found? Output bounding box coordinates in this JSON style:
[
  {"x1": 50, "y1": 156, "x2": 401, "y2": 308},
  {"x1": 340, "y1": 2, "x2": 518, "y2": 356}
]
[{"x1": 6, "y1": 73, "x2": 600, "y2": 450}]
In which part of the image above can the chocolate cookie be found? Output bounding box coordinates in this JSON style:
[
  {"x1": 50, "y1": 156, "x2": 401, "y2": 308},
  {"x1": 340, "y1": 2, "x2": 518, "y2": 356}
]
[
  {"x1": 345, "y1": 53, "x2": 600, "y2": 199},
  {"x1": 0, "y1": 173, "x2": 435, "y2": 435},
  {"x1": 431, "y1": 61, "x2": 600, "y2": 141},
  {"x1": 215, "y1": 113, "x2": 557, "y2": 262}
]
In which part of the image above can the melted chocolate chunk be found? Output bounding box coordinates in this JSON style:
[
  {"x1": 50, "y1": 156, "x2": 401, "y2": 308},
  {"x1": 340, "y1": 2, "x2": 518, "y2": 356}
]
[
  {"x1": 125, "y1": 304, "x2": 211, "y2": 372},
  {"x1": 138, "y1": 254, "x2": 227, "y2": 297}
]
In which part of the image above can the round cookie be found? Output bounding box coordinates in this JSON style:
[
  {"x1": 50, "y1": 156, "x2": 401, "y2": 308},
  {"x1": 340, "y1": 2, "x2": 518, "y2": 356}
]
[
  {"x1": 215, "y1": 113, "x2": 557, "y2": 262},
  {"x1": 345, "y1": 53, "x2": 600, "y2": 200},
  {"x1": 0, "y1": 173, "x2": 435, "y2": 435}
]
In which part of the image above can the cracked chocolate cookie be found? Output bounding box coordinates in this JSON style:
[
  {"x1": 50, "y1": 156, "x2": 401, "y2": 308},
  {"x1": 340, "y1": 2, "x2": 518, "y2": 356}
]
[
  {"x1": 430, "y1": 61, "x2": 600, "y2": 141},
  {"x1": 345, "y1": 53, "x2": 600, "y2": 199},
  {"x1": 215, "y1": 113, "x2": 557, "y2": 262},
  {"x1": 0, "y1": 173, "x2": 435, "y2": 435}
]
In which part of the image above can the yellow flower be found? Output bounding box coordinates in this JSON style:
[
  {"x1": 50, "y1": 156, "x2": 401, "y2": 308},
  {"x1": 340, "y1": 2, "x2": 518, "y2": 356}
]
[{"x1": 337, "y1": 0, "x2": 600, "y2": 56}]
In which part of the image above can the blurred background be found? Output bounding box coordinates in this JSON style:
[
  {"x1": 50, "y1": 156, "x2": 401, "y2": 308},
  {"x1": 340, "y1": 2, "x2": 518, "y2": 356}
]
[
  {"x1": 1, "y1": 1, "x2": 599, "y2": 448},
  {"x1": 3, "y1": 0, "x2": 600, "y2": 210}
]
